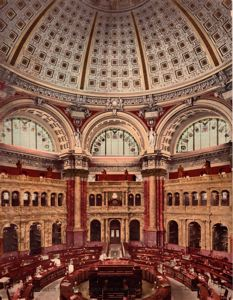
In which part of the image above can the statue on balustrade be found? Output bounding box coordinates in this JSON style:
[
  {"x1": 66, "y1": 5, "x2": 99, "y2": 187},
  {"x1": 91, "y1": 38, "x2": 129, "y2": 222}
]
[
  {"x1": 178, "y1": 165, "x2": 184, "y2": 178},
  {"x1": 16, "y1": 160, "x2": 22, "y2": 175},
  {"x1": 204, "y1": 160, "x2": 211, "y2": 175},
  {"x1": 46, "y1": 166, "x2": 53, "y2": 178}
]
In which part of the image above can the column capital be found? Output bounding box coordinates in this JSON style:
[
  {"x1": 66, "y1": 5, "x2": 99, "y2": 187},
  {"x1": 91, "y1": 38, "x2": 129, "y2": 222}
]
[
  {"x1": 141, "y1": 151, "x2": 169, "y2": 177},
  {"x1": 142, "y1": 169, "x2": 166, "y2": 177},
  {"x1": 63, "y1": 169, "x2": 89, "y2": 177},
  {"x1": 60, "y1": 152, "x2": 89, "y2": 176}
]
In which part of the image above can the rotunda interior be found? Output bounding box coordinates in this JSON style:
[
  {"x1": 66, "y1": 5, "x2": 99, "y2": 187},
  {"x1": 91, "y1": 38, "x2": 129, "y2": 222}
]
[{"x1": 0, "y1": 0, "x2": 232, "y2": 299}]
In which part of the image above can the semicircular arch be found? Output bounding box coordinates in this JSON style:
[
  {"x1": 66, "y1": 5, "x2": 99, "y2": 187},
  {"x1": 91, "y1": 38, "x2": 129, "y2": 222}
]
[
  {"x1": 0, "y1": 98, "x2": 76, "y2": 153},
  {"x1": 155, "y1": 98, "x2": 231, "y2": 155},
  {"x1": 82, "y1": 112, "x2": 149, "y2": 156}
]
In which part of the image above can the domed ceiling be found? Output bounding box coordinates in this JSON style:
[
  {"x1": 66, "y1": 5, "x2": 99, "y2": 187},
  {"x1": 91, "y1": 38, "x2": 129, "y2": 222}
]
[
  {"x1": 80, "y1": 0, "x2": 148, "y2": 12},
  {"x1": 0, "y1": 0, "x2": 231, "y2": 96}
]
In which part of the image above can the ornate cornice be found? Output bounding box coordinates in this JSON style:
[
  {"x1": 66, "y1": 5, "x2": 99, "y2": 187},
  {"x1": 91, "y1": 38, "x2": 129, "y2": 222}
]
[
  {"x1": 170, "y1": 143, "x2": 232, "y2": 166},
  {"x1": 63, "y1": 169, "x2": 89, "y2": 178},
  {"x1": 141, "y1": 151, "x2": 170, "y2": 176},
  {"x1": 0, "y1": 147, "x2": 62, "y2": 170},
  {"x1": 141, "y1": 168, "x2": 167, "y2": 177},
  {"x1": 0, "y1": 64, "x2": 231, "y2": 107}
]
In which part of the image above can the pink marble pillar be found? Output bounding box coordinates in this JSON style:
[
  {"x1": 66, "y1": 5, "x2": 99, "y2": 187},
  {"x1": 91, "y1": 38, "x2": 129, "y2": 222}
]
[{"x1": 66, "y1": 178, "x2": 75, "y2": 246}]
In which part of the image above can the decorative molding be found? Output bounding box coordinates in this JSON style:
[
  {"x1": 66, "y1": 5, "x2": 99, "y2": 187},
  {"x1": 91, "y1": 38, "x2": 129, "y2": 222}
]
[
  {"x1": 65, "y1": 106, "x2": 90, "y2": 127},
  {"x1": 170, "y1": 144, "x2": 232, "y2": 166},
  {"x1": 62, "y1": 152, "x2": 89, "y2": 172},
  {"x1": 0, "y1": 148, "x2": 62, "y2": 170},
  {"x1": 141, "y1": 152, "x2": 170, "y2": 174},
  {"x1": 0, "y1": 65, "x2": 231, "y2": 106},
  {"x1": 105, "y1": 98, "x2": 123, "y2": 115}
]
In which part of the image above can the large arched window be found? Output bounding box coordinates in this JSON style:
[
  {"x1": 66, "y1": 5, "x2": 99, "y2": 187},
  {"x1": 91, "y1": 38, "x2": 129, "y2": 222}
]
[
  {"x1": 1, "y1": 118, "x2": 55, "y2": 152},
  {"x1": 176, "y1": 118, "x2": 230, "y2": 153},
  {"x1": 91, "y1": 128, "x2": 139, "y2": 156}
]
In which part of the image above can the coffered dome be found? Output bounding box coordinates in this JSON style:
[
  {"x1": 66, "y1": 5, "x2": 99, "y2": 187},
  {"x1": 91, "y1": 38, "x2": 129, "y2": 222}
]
[
  {"x1": 80, "y1": 0, "x2": 148, "y2": 12},
  {"x1": 0, "y1": 0, "x2": 231, "y2": 96}
]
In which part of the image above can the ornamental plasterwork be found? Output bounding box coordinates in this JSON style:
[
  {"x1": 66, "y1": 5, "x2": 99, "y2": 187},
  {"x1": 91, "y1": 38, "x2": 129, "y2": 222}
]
[
  {"x1": 89, "y1": 166, "x2": 141, "y2": 172},
  {"x1": 84, "y1": 118, "x2": 145, "y2": 155},
  {"x1": 0, "y1": 148, "x2": 61, "y2": 170},
  {"x1": 1, "y1": 65, "x2": 230, "y2": 107},
  {"x1": 170, "y1": 144, "x2": 232, "y2": 168}
]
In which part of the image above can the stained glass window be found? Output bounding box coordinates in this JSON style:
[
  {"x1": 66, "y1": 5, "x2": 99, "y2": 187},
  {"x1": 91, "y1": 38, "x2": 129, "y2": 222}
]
[
  {"x1": 176, "y1": 118, "x2": 230, "y2": 153},
  {"x1": 1, "y1": 118, "x2": 54, "y2": 152},
  {"x1": 91, "y1": 128, "x2": 139, "y2": 156}
]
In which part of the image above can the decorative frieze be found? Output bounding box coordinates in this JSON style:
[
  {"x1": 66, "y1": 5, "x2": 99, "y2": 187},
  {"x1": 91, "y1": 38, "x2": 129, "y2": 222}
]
[
  {"x1": 0, "y1": 148, "x2": 62, "y2": 171},
  {"x1": 0, "y1": 65, "x2": 231, "y2": 106}
]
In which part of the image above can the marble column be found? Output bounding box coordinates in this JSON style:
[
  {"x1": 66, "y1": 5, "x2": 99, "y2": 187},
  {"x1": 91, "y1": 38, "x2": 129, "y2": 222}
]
[
  {"x1": 74, "y1": 176, "x2": 81, "y2": 230},
  {"x1": 73, "y1": 175, "x2": 85, "y2": 247},
  {"x1": 149, "y1": 175, "x2": 156, "y2": 229},
  {"x1": 66, "y1": 178, "x2": 75, "y2": 246},
  {"x1": 142, "y1": 174, "x2": 157, "y2": 246}
]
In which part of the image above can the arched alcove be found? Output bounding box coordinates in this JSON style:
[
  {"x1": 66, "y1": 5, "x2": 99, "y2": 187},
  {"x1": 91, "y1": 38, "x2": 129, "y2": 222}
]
[
  {"x1": 30, "y1": 222, "x2": 42, "y2": 255},
  {"x1": 90, "y1": 220, "x2": 101, "y2": 242},
  {"x1": 81, "y1": 112, "x2": 149, "y2": 156},
  {"x1": 168, "y1": 221, "x2": 178, "y2": 245},
  {"x1": 155, "y1": 99, "x2": 232, "y2": 155},
  {"x1": 52, "y1": 222, "x2": 62, "y2": 245},
  {"x1": 188, "y1": 222, "x2": 201, "y2": 249},
  {"x1": 213, "y1": 223, "x2": 228, "y2": 252},
  {"x1": 110, "y1": 220, "x2": 121, "y2": 244},
  {"x1": 3, "y1": 224, "x2": 18, "y2": 253},
  {"x1": 129, "y1": 220, "x2": 140, "y2": 241}
]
